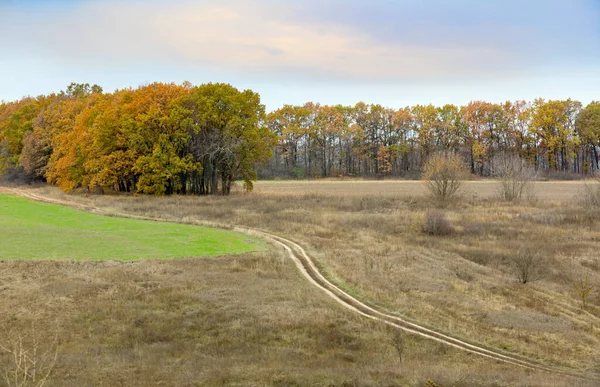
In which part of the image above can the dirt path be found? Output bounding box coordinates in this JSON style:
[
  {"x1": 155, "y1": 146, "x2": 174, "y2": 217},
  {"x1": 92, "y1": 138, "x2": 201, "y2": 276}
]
[{"x1": 7, "y1": 188, "x2": 600, "y2": 383}]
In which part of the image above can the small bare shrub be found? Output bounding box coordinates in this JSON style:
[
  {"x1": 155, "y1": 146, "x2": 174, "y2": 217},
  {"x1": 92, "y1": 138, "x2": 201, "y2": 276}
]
[
  {"x1": 421, "y1": 210, "x2": 453, "y2": 236},
  {"x1": 491, "y1": 152, "x2": 537, "y2": 201},
  {"x1": 461, "y1": 221, "x2": 485, "y2": 236},
  {"x1": 0, "y1": 324, "x2": 58, "y2": 387},
  {"x1": 422, "y1": 153, "x2": 469, "y2": 206},
  {"x1": 511, "y1": 250, "x2": 543, "y2": 284},
  {"x1": 390, "y1": 331, "x2": 404, "y2": 363},
  {"x1": 574, "y1": 274, "x2": 596, "y2": 309}
]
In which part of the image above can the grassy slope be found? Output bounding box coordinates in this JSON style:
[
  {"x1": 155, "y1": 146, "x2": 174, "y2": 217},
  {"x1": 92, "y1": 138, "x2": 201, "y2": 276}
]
[
  {"x1": 50, "y1": 182, "x2": 600, "y2": 376},
  {"x1": 0, "y1": 195, "x2": 266, "y2": 260},
  {"x1": 1, "y1": 255, "x2": 578, "y2": 387},
  {"x1": 1, "y1": 184, "x2": 597, "y2": 386}
]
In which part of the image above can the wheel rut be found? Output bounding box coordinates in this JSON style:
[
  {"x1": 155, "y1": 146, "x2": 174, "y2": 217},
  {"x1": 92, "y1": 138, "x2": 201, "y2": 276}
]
[{"x1": 6, "y1": 188, "x2": 599, "y2": 383}]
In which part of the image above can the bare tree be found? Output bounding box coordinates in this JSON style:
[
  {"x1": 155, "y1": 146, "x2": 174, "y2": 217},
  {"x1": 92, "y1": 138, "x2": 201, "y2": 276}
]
[
  {"x1": 491, "y1": 152, "x2": 537, "y2": 201},
  {"x1": 422, "y1": 153, "x2": 469, "y2": 206},
  {"x1": 390, "y1": 331, "x2": 405, "y2": 363},
  {"x1": 511, "y1": 250, "x2": 543, "y2": 284}
]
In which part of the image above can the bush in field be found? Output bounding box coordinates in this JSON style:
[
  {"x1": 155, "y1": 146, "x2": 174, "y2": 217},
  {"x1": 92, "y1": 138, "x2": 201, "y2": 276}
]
[
  {"x1": 422, "y1": 153, "x2": 469, "y2": 206},
  {"x1": 579, "y1": 172, "x2": 600, "y2": 207},
  {"x1": 574, "y1": 274, "x2": 596, "y2": 309},
  {"x1": 511, "y1": 249, "x2": 543, "y2": 284},
  {"x1": 421, "y1": 210, "x2": 453, "y2": 236},
  {"x1": 491, "y1": 152, "x2": 537, "y2": 201}
]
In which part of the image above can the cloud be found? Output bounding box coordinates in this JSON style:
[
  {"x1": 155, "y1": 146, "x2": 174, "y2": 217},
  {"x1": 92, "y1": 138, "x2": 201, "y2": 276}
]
[{"x1": 0, "y1": 0, "x2": 598, "y2": 84}]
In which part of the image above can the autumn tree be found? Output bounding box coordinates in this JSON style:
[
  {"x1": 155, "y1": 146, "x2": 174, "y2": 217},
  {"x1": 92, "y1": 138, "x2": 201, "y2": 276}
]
[
  {"x1": 1, "y1": 84, "x2": 596, "y2": 189},
  {"x1": 411, "y1": 104, "x2": 438, "y2": 161},
  {"x1": 332, "y1": 105, "x2": 357, "y2": 176},
  {"x1": 117, "y1": 83, "x2": 193, "y2": 194},
  {"x1": 64, "y1": 82, "x2": 103, "y2": 99},
  {"x1": 391, "y1": 107, "x2": 418, "y2": 174},
  {"x1": 530, "y1": 99, "x2": 582, "y2": 172},
  {"x1": 46, "y1": 96, "x2": 101, "y2": 191},
  {"x1": 576, "y1": 101, "x2": 600, "y2": 172},
  {"x1": 435, "y1": 104, "x2": 465, "y2": 152},
  {"x1": 462, "y1": 101, "x2": 496, "y2": 175},
  {"x1": 0, "y1": 96, "x2": 50, "y2": 180},
  {"x1": 267, "y1": 104, "x2": 310, "y2": 177},
  {"x1": 501, "y1": 100, "x2": 534, "y2": 160},
  {"x1": 376, "y1": 144, "x2": 392, "y2": 176},
  {"x1": 173, "y1": 83, "x2": 275, "y2": 195},
  {"x1": 21, "y1": 84, "x2": 103, "y2": 181}
]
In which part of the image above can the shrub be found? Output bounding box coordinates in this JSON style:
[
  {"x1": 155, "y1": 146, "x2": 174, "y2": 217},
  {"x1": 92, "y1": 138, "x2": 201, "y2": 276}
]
[
  {"x1": 422, "y1": 210, "x2": 453, "y2": 236},
  {"x1": 511, "y1": 249, "x2": 543, "y2": 284},
  {"x1": 490, "y1": 152, "x2": 537, "y2": 201},
  {"x1": 579, "y1": 173, "x2": 600, "y2": 207},
  {"x1": 461, "y1": 221, "x2": 485, "y2": 236},
  {"x1": 574, "y1": 273, "x2": 596, "y2": 309},
  {"x1": 422, "y1": 153, "x2": 469, "y2": 206},
  {"x1": 291, "y1": 167, "x2": 305, "y2": 179},
  {"x1": 390, "y1": 331, "x2": 404, "y2": 363}
]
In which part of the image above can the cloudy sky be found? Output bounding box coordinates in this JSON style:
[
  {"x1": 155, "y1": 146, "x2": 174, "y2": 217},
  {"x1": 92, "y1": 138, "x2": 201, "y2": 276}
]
[{"x1": 0, "y1": 0, "x2": 598, "y2": 110}]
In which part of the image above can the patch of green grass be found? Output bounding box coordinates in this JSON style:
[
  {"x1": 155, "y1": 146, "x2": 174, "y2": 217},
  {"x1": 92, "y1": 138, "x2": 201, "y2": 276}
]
[{"x1": 0, "y1": 195, "x2": 267, "y2": 260}]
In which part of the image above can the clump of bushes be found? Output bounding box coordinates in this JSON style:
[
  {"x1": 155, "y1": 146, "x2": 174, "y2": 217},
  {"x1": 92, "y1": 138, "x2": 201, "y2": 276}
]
[{"x1": 421, "y1": 210, "x2": 453, "y2": 236}]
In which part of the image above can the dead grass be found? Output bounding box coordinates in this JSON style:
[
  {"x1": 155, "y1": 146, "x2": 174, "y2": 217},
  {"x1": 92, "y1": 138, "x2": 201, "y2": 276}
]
[
  {"x1": 1, "y1": 253, "x2": 575, "y2": 386},
  {"x1": 253, "y1": 179, "x2": 591, "y2": 201},
  {"x1": 3, "y1": 180, "x2": 600, "y2": 385}
]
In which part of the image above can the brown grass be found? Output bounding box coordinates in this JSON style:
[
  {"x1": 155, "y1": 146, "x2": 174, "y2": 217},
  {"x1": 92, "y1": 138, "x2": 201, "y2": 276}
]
[
  {"x1": 2, "y1": 180, "x2": 600, "y2": 385},
  {"x1": 254, "y1": 179, "x2": 592, "y2": 201},
  {"x1": 2, "y1": 253, "x2": 574, "y2": 386}
]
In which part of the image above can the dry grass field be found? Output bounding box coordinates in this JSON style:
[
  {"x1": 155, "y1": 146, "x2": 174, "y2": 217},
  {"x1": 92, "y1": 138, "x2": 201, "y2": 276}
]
[
  {"x1": 252, "y1": 179, "x2": 590, "y2": 201},
  {"x1": 2, "y1": 179, "x2": 600, "y2": 386}
]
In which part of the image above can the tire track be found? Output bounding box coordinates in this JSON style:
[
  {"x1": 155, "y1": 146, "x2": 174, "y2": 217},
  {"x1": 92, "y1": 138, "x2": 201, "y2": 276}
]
[
  {"x1": 241, "y1": 229, "x2": 598, "y2": 382},
  {"x1": 8, "y1": 188, "x2": 600, "y2": 383}
]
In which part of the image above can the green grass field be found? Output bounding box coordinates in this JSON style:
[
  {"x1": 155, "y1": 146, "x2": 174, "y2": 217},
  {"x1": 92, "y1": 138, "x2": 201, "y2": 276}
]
[{"x1": 0, "y1": 195, "x2": 267, "y2": 260}]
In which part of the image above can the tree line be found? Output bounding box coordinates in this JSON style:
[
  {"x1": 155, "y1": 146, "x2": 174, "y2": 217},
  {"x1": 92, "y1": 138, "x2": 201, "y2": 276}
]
[
  {"x1": 0, "y1": 82, "x2": 275, "y2": 195},
  {"x1": 263, "y1": 99, "x2": 600, "y2": 179},
  {"x1": 1, "y1": 83, "x2": 599, "y2": 195}
]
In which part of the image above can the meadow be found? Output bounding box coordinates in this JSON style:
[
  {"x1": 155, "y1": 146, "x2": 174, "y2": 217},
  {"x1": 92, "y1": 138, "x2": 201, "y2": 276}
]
[
  {"x1": 0, "y1": 194, "x2": 266, "y2": 260},
  {"x1": 1, "y1": 180, "x2": 599, "y2": 386}
]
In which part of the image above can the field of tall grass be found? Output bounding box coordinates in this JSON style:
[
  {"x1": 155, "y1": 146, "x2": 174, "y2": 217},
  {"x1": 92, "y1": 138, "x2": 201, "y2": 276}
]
[{"x1": 1, "y1": 180, "x2": 599, "y2": 386}]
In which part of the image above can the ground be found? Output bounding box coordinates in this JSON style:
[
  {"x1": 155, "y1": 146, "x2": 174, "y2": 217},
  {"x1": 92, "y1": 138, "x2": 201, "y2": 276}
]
[{"x1": 0, "y1": 180, "x2": 598, "y2": 386}]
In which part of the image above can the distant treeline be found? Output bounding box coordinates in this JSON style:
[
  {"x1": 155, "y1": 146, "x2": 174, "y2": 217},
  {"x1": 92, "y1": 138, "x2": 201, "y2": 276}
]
[
  {"x1": 0, "y1": 82, "x2": 275, "y2": 195},
  {"x1": 1, "y1": 83, "x2": 599, "y2": 195},
  {"x1": 263, "y1": 100, "x2": 600, "y2": 179}
]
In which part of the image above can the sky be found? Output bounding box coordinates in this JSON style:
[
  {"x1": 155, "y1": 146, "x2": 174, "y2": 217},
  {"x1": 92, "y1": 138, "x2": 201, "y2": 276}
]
[{"x1": 0, "y1": 0, "x2": 599, "y2": 111}]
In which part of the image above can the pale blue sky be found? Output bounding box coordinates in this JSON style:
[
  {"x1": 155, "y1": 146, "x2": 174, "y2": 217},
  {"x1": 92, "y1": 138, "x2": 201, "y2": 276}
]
[{"x1": 0, "y1": 0, "x2": 598, "y2": 110}]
